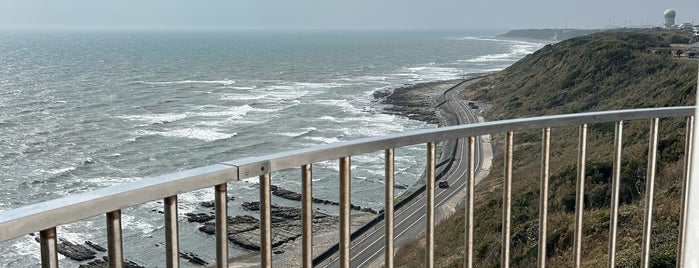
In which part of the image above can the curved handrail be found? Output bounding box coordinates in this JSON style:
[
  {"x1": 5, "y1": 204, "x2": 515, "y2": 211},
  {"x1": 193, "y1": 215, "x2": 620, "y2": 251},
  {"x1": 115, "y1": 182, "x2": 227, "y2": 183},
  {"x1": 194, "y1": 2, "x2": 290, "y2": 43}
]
[{"x1": 0, "y1": 106, "x2": 693, "y2": 242}]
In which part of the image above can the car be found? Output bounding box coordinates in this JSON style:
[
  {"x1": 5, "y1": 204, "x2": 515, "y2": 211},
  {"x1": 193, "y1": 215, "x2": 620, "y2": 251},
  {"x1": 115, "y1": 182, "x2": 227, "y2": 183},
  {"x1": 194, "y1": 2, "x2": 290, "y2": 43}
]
[{"x1": 438, "y1": 181, "x2": 449, "y2": 188}]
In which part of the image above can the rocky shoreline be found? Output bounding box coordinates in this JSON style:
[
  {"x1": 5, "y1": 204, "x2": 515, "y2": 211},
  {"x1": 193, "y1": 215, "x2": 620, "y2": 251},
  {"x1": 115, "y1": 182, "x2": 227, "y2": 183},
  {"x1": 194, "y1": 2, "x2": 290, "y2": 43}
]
[{"x1": 374, "y1": 80, "x2": 462, "y2": 124}]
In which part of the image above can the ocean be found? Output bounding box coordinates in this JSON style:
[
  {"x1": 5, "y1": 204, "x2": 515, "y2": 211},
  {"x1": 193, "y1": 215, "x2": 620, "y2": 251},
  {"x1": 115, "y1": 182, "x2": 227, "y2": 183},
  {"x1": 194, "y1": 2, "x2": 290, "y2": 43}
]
[{"x1": 0, "y1": 30, "x2": 544, "y2": 267}]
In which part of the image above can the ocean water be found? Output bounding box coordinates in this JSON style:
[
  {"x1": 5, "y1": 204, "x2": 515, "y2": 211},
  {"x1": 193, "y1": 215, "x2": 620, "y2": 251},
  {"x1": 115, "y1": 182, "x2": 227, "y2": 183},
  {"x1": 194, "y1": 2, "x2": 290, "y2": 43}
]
[{"x1": 0, "y1": 30, "x2": 544, "y2": 267}]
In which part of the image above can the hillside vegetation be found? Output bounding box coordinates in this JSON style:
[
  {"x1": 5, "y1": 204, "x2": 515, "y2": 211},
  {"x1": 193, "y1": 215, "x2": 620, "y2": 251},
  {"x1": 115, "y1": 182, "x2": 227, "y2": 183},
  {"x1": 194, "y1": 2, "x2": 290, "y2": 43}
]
[{"x1": 395, "y1": 30, "x2": 698, "y2": 267}]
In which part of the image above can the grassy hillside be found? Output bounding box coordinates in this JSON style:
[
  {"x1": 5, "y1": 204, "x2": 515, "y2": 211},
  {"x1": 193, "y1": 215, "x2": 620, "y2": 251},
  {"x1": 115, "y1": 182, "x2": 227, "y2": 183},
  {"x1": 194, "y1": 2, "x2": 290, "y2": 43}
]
[{"x1": 395, "y1": 30, "x2": 698, "y2": 267}]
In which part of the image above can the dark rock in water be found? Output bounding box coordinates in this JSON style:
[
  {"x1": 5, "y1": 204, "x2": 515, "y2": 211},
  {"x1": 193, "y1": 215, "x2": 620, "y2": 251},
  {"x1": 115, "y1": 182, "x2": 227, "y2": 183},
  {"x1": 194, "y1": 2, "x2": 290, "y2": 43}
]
[
  {"x1": 179, "y1": 251, "x2": 209, "y2": 266},
  {"x1": 185, "y1": 212, "x2": 215, "y2": 223},
  {"x1": 32, "y1": 237, "x2": 97, "y2": 261},
  {"x1": 85, "y1": 240, "x2": 107, "y2": 252},
  {"x1": 272, "y1": 187, "x2": 302, "y2": 201},
  {"x1": 199, "y1": 201, "x2": 215, "y2": 208},
  {"x1": 57, "y1": 240, "x2": 96, "y2": 261},
  {"x1": 198, "y1": 222, "x2": 216, "y2": 235},
  {"x1": 373, "y1": 89, "x2": 392, "y2": 99},
  {"x1": 79, "y1": 256, "x2": 145, "y2": 268}
]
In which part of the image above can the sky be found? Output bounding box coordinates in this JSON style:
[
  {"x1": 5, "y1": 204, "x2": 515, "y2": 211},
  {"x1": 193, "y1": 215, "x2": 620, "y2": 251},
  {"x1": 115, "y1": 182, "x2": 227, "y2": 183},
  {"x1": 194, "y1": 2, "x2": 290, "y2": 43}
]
[{"x1": 0, "y1": 0, "x2": 698, "y2": 31}]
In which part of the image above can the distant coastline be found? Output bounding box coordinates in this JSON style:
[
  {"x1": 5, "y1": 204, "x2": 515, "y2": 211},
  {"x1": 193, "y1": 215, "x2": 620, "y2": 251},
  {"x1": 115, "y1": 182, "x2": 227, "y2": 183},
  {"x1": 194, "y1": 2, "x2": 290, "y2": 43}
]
[{"x1": 497, "y1": 28, "x2": 602, "y2": 42}]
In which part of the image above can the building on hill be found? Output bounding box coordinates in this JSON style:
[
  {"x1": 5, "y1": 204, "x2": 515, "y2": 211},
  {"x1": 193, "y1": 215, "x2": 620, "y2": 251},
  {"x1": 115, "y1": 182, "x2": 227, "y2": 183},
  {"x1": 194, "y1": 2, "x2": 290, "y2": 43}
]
[
  {"x1": 664, "y1": 9, "x2": 677, "y2": 28},
  {"x1": 694, "y1": 25, "x2": 699, "y2": 36}
]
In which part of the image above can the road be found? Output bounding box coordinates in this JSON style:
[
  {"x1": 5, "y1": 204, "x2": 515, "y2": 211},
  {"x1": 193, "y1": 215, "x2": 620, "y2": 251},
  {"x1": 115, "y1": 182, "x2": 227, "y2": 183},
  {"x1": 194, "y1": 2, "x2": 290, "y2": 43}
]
[{"x1": 315, "y1": 78, "x2": 491, "y2": 267}]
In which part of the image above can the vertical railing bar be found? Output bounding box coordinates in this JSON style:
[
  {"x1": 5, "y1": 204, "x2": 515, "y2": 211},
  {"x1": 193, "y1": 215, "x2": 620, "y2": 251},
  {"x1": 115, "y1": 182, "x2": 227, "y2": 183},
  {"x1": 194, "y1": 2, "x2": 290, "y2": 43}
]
[
  {"x1": 677, "y1": 116, "x2": 694, "y2": 268},
  {"x1": 260, "y1": 173, "x2": 272, "y2": 268},
  {"x1": 302, "y1": 164, "x2": 313, "y2": 268},
  {"x1": 426, "y1": 142, "x2": 436, "y2": 268},
  {"x1": 106, "y1": 210, "x2": 124, "y2": 268},
  {"x1": 682, "y1": 63, "x2": 699, "y2": 266},
  {"x1": 39, "y1": 227, "x2": 58, "y2": 268},
  {"x1": 537, "y1": 128, "x2": 551, "y2": 268},
  {"x1": 641, "y1": 118, "x2": 660, "y2": 268},
  {"x1": 573, "y1": 124, "x2": 587, "y2": 268},
  {"x1": 608, "y1": 121, "x2": 624, "y2": 268},
  {"x1": 339, "y1": 156, "x2": 351, "y2": 268},
  {"x1": 385, "y1": 148, "x2": 395, "y2": 268},
  {"x1": 465, "y1": 137, "x2": 476, "y2": 268},
  {"x1": 502, "y1": 131, "x2": 514, "y2": 268},
  {"x1": 214, "y1": 183, "x2": 228, "y2": 268},
  {"x1": 164, "y1": 195, "x2": 180, "y2": 268}
]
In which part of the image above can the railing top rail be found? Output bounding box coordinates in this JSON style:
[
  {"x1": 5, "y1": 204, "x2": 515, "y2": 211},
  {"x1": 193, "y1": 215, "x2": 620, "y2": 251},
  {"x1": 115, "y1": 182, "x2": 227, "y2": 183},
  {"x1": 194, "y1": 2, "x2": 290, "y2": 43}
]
[
  {"x1": 227, "y1": 106, "x2": 694, "y2": 177},
  {"x1": 0, "y1": 164, "x2": 237, "y2": 241},
  {"x1": 0, "y1": 106, "x2": 693, "y2": 241}
]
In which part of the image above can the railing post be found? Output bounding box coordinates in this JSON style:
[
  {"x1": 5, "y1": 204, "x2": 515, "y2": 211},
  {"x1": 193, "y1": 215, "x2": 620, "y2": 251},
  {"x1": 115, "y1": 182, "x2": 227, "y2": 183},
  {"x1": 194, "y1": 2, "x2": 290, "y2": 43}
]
[
  {"x1": 537, "y1": 128, "x2": 550, "y2": 268},
  {"x1": 502, "y1": 132, "x2": 514, "y2": 268},
  {"x1": 465, "y1": 137, "x2": 476, "y2": 268},
  {"x1": 641, "y1": 118, "x2": 660, "y2": 268},
  {"x1": 609, "y1": 121, "x2": 624, "y2": 268},
  {"x1": 164, "y1": 195, "x2": 180, "y2": 268},
  {"x1": 39, "y1": 227, "x2": 58, "y2": 268},
  {"x1": 683, "y1": 65, "x2": 699, "y2": 267},
  {"x1": 302, "y1": 164, "x2": 313, "y2": 268},
  {"x1": 106, "y1": 210, "x2": 124, "y2": 268},
  {"x1": 678, "y1": 116, "x2": 694, "y2": 267},
  {"x1": 426, "y1": 142, "x2": 436, "y2": 268},
  {"x1": 215, "y1": 183, "x2": 228, "y2": 268},
  {"x1": 260, "y1": 173, "x2": 272, "y2": 268},
  {"x1": 573, "y1": 124, "x2": 587, "y2": 268},
  {"x1": 385, "y1": 148, "x2": 395, "y2": 268},
  {"x1": 339, "y1": 156, "x2": 351, "y2": 268}
]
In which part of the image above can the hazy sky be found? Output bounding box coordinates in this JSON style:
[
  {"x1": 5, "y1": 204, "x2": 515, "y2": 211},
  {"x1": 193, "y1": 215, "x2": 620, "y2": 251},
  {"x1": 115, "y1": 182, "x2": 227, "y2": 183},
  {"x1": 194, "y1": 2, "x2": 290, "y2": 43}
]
[{"x1": 0, "y1": 0, "x2": 698, "y2": 31}]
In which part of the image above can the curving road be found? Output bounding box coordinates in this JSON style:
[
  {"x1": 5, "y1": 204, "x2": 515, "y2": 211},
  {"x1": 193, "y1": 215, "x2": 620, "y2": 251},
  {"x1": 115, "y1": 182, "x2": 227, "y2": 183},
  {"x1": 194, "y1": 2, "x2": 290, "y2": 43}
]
[{"x1": 315, "y1": 78, "x2": 491, "y2": 267}]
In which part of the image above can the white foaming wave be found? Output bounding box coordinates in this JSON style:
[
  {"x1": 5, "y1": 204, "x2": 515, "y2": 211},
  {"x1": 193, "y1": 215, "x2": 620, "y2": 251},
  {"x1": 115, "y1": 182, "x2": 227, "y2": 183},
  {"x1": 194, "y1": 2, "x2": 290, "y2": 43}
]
[
  {"x1": 305, "y1": 136, "x2": 340, "y2": 144},
  {"x1": 120, "y1": 105, "x2": 268, "y2": 128},
  {"x1": 318, "y1": 115, "x2": 338, "y2": 122},
  {"x1": 121, "y1": 214, "x2": 155, "y2": 235},
  {"x1": 398, "y1": 65, "x2": 463, "y2": 81},
  {"x1": 191, "y1": 104, "x2": 256, "y2": 118},
  {"x1": 461, "y1": 39, "x2": 544, "y2": 63},
  {"x1": 445, "y1": 36, "x2": 497, "y2": 42},
  {"x1": 313, "y1": 99, "x2": 361, "y2": 113},
  {"x1": 119, "y1": 113, "x2": 188, "y2": 125},
  {"x1": 275, "y1": 127, "x2": 317, "y2": 138},
  {"x1": 81, "y1": 176, "x2": 143, "y2": 189},
  {"x1": 460, "y1": 53, "x2": 514, "y2": 63},
  {"x1": 138, "y1": 79, "x2": 236, "y2": 86},
  {"x1": 139, "y1": 128, "x2": 237, "y2": 142},
  {"x1": 352, "y1": 75, "x2": 392, "y2": 84},
  {"x1": 220, "y1": 93, "x2": 267, "y2": 101},
  {"x1": 8, "y1": 236, "x2": 41, "y2": 263},
  {"x1": 46, "y1": 166, "x2": 77, "y2": 175},
  {"x1": 176, "y1": 189, "x2": 213, "y2": 214}
]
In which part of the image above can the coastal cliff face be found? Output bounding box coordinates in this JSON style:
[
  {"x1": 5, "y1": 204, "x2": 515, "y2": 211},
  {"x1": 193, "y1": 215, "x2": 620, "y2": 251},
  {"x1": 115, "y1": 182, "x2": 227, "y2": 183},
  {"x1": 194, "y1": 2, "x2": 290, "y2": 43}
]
[{"x1": 395, "y1": 30, "x2": 697, "y2": 267}]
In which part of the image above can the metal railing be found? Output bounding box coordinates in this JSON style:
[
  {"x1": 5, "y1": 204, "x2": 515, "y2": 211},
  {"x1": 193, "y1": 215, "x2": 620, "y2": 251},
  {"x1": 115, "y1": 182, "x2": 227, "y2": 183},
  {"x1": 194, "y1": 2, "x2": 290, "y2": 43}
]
[{"x1": 0, "y1": 106, "x2": 696, "y2": 268}]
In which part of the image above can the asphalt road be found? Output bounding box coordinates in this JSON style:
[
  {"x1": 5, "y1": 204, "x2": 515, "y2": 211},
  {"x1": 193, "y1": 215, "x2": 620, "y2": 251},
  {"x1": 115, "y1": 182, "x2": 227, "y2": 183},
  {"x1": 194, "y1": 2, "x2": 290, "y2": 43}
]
[{"x1": 316, "y1": 78, "x2": 490, "y2": 267}]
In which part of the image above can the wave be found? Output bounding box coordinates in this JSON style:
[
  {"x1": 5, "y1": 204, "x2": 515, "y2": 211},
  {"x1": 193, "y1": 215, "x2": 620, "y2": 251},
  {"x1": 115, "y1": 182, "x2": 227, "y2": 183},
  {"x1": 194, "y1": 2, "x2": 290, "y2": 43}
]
[
  {"x1": 137, "y1": 128, "x2": 237, "y2": 142},
  {"x1": 460, "y1": 42, "x2": 543, "y2": 64},
  {"x1": 275, "y1": 127, "x2": 317, "y2": 138},
  {"x1": 305, "y1": 136, "x2": 340, "y2": 144},
  {"x1": 118, "y1": 113, "x2": 188, "y2": 125},
  {"x1": 137, "y1": 79, "x2": 236, "y2": 86},
  {"x1": 395, "y1": 65, "x2": 463, "y2": 82}
]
